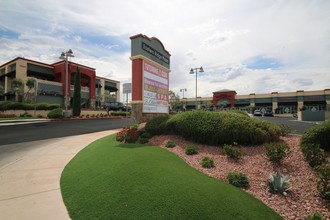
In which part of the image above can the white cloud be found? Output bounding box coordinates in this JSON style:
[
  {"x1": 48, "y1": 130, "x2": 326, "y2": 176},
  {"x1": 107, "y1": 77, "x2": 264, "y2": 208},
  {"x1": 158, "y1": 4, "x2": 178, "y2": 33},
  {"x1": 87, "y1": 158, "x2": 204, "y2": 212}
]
[{"x1": 0, "y1": 0, "x2": 330, "y2": 101}]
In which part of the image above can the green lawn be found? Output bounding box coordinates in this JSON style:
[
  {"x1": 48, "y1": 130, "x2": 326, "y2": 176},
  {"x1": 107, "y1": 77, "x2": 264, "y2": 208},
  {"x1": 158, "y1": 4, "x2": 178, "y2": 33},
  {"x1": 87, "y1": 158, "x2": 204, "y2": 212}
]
[{"x1": 61, "y1": 134, "x2": 283, "y2": 220}]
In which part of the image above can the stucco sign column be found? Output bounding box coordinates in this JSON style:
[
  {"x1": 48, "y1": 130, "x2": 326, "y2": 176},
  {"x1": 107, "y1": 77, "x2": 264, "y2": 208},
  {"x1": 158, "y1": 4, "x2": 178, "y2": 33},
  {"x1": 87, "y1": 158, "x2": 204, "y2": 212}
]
[{"x1": 130, "y1": 34, "x2": 171, "y2": 122}]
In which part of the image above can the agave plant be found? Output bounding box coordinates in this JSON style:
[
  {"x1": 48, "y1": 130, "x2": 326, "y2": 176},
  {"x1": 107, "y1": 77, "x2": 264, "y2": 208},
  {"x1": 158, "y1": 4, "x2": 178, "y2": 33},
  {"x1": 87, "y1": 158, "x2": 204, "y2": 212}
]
[{"x1": 268, "y1": 171, "x2": 291, "y2": 195}]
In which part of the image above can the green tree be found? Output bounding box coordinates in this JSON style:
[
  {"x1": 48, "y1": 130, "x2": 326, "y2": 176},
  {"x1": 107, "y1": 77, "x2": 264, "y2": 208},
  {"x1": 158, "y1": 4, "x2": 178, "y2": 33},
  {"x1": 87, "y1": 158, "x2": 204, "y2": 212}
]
[
  {"x1": 72, "y1": 65, "x2": 81, "y2": 116},
  {"x1": 24, "y1": 78, "x2": 35, "y2": 102},
  {"x1": 11, "y1": 78, "x2": 24, "y2": 102},
  {"x1": 169, "y1": 90, "x2": 181, "y2": 111},
  {"x1": 0, "y1": 84, "x2": 4, "y2": 96}
]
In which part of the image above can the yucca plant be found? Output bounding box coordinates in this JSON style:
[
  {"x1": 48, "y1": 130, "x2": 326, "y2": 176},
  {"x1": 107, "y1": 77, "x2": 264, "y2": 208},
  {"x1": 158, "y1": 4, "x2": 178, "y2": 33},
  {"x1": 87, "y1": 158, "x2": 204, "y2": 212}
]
[{"x1": 268, "y1": 171, "x2": 291, "y2": 195}]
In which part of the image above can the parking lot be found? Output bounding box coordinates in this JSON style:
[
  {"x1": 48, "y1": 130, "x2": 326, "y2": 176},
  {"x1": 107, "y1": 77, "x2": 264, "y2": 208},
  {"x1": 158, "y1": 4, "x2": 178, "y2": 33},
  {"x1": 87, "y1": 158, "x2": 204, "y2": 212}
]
[{"x1": 256, "y1": 115, "x2": 320, "y2": 135}]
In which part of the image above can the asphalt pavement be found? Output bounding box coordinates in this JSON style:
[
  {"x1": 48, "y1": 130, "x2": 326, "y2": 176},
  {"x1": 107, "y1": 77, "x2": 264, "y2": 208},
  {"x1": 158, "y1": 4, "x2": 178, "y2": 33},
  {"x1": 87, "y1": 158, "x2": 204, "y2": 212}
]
[{"x1": 255, "y1": 116, "x2": 319, "y2": 135}]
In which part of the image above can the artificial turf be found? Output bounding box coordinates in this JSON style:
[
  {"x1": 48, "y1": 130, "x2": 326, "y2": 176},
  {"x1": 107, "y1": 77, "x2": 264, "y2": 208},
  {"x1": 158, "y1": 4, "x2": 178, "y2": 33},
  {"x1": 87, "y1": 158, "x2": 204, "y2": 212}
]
[{"x1": 60, "y1": 134, "x2": 283, "y2": 220}]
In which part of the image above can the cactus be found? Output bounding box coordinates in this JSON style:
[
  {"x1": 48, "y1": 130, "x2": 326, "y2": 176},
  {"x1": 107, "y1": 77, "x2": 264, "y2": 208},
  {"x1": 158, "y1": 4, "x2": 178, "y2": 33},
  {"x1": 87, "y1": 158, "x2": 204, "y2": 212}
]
[{"x1": 268, "y1": 171, "x2": 291, "y2": 195}]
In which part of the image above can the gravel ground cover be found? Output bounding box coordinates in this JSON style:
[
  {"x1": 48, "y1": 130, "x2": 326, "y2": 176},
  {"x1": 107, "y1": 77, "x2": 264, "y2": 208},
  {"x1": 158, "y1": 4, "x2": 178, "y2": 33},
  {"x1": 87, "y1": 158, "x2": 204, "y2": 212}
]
[{"x1": 148, "y1": 135, "x2": 330, "y2": 220}]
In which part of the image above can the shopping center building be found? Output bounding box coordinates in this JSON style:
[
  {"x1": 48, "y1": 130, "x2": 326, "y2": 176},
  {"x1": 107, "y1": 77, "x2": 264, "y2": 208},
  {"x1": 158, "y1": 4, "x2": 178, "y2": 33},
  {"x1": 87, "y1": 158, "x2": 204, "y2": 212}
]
[
  {"x1": 183, "y1": 89, "x2": 330, "y2": 115},
  {"x1": 0, "y1": 57, "x2": 120, "y2": 108}
]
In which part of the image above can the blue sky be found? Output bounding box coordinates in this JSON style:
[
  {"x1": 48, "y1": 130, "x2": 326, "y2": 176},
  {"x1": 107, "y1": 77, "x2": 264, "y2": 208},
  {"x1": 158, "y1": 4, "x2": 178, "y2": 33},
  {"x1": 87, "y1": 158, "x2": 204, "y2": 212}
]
[{"x1": 1, "y1": 0, "x2": 330, "y2": 100}]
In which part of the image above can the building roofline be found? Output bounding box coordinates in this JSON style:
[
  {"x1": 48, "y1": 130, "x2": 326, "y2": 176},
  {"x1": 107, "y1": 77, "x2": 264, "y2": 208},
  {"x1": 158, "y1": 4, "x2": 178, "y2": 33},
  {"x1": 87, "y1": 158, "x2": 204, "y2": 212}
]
[
  {"x1": 52, "y1": 60, "x2": 96, "y2": 71},
  {"x1": 96, "y1": 75, "x2": 120, "y2": 83},
  {"x1": 0, "y1": 57, "x2": 54, "y2": 68}
]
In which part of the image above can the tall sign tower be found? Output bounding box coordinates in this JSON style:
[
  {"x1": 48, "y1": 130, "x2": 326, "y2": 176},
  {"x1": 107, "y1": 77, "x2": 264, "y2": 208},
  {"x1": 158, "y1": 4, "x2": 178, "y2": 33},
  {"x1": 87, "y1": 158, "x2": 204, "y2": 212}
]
[{"x1": 130, "y1": 34, "x2": 171, "y2": 122}]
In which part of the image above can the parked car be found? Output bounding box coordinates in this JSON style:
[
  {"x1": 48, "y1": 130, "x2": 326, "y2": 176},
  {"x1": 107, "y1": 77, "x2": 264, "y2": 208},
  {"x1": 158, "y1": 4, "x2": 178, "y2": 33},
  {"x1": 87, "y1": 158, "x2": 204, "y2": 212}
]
[
  {"x1": 253, "y1": 109, "x2": 262, "y2": 116},
  {"x1": 264, "y1": 110, "x2": 274, "y2": 117},
  {"x1": 103, "y1": 102, "x2": 131, "y2": 111}
]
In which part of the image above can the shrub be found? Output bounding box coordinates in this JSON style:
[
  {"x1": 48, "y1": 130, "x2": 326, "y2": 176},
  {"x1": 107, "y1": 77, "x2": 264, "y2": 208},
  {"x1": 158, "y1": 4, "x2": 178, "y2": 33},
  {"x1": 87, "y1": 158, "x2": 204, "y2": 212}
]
[
  {"x1": 278, "y1": 124, "x2": 293, "y2": 136},
  {"x1": 305, "y1": 212, "x2": 324, "y2": 220},
  {"x1": 223, "y1": 144, "x2": 242, "y2": 162},
  {"x1": 185, "y1": 145, "x2": 198, "y2": 155},
  {"x1": 200, "y1": 157, "x2": 214, "y2": 168},
  {"x1": 165, "y1": 140, "x2": 176, "y2": 148},
  {"x1": 145, "y1": 115, "x2": 171, "y2": 135},
  {"x1": 301, "y1": 120, "x2": 330, "y2": 152},
  {"x1": 47, "y1": 108, "x2": 63, "y2": 119},
  {"x1": 0, "y1": 113, "x2": 17, "y2": 118},
  {"x1": 140, "y1": 131, "x2": 152, "y2": 139},
  {"x1": 116, "y1": 128, "x2": 139, "y2": 143},
  {"x1": 268, "y1": 171, "x2": 291, "y2": 195},
  {"x1": 166, "y1": 111, "x2": 281, "y2": 146},
  {"x1": 227, "y1": 171, "x2": 249, "y2": 188},
  {"x1": 0, "y1": 101, "x2": 13, "y2": 111},
  {"x1": 20, "y1": 112, "x2": 32, "y2": 117},
  {"x1": 139, "y1": 138, "x2": 149, "y2": 144},
  {"x1": 130, "y1": 123, "x2": 139, "y2": 130},
  {"x1": 316, "y1": 165, "x2": 330, "y2": 201},
  {"x1": 301, "y1": 144, "x2": 327, "y2": 168},
  {"x1": 111, "y1": 112, "x2": 130, "y2": 117},
  {"x1": 48, "y1": 104, "x2": 61, "y2": 110},
  {"x1": 264, "y1": 142, "x2": 290, "y2": 164},
  {"x1": 36, "y1": 103, "x2": 49, "y2": 110}
]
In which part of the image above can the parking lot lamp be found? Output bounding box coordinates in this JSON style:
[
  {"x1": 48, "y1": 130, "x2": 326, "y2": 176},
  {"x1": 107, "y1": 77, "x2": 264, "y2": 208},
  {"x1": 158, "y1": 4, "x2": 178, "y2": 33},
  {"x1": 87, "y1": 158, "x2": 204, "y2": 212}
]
[
  {"x1": 59, "y1": 49, "x2": 74, "y2": 117},
  {"x1": 189, "y1": 67, "x2": 204, "y2": 110}
]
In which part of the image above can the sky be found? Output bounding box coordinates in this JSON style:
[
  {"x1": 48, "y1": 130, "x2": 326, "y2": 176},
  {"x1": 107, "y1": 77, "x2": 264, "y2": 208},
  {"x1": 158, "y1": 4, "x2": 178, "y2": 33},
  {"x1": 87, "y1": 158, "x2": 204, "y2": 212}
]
[{"x1": 1, "y1": 0, "x2": 330, "y2": 101}]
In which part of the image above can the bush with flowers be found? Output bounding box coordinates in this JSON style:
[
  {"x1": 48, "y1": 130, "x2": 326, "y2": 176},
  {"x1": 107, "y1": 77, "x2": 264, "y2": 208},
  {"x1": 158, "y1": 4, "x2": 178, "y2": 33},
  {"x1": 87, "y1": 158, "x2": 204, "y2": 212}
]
[{"x1": 116, "y1": 127, "x2": 139, "y2": 143}]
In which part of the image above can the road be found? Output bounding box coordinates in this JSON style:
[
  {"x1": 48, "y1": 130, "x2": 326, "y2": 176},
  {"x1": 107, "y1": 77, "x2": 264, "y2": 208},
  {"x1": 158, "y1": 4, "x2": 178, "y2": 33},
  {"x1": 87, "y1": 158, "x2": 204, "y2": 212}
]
[
  {"x1": 0, "y1": 118, "x2": 133, "y2": 146},
  {"x1": 256, "y1": 116, "x2": 319, "y2": 135}
]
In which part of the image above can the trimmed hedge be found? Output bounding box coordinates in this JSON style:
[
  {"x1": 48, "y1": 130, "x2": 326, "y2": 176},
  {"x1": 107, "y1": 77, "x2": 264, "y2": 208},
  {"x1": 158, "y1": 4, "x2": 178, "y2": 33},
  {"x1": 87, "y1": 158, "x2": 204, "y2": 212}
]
[
  {"x1": 145, "y1": 115, "x2": 171, "y2": 135},
  {"x1": 47, "y1": 108, "x2": 63, "y2": 119},
  {"x1": 165, "y1": 111, "x2": 281, "y2": 146},
  {"x1": 0, "y1": 101, "x2": 60, "y2": 111},
  {"x1": 301, "y1": 120, "x2": 330, "y2": 152}
]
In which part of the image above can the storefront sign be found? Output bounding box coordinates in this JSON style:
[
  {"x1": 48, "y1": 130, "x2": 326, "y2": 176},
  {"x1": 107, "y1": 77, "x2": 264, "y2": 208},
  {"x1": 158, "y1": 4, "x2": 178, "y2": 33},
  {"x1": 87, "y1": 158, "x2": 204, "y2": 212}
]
[
  {"x1": 123, "y1": 83, "x2": 132, "y2": 94},
  {"x1": 143, "y1": 61, "x2": 169, "y2": 113},
  {"x1": 142, "y1": 42, "x2": 169, "y2": 65}
]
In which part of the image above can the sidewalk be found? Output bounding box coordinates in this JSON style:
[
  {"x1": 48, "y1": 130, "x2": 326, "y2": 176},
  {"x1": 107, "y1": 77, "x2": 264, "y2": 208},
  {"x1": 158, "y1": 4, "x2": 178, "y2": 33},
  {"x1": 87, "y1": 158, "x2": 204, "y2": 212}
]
[{"x1": 0, "y1": 129, "x2": 120, "y2": 220}]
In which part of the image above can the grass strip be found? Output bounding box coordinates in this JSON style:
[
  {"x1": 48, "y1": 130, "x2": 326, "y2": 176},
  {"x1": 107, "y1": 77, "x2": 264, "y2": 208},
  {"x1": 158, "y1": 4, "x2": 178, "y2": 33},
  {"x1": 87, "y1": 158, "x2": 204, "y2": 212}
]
[{"x1": 61, "y1": 134, "x2": 283, "y2": 220}]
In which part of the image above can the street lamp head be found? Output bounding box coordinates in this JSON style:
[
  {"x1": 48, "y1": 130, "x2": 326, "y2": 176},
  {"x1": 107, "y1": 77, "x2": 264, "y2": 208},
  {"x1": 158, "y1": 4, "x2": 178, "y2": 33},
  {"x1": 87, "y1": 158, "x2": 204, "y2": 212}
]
[
  {"x1": 59, "y1": 52, "x2": 65, "y2": 60},
  {"x1": 189, "y1": 68, "x2": 194, "y2": 74},
  {"x1": 67, "y1": 49, "x2": 74, "y2": 57},
  {"x1": 199, "y1": 67, "x2": 204, "y2": 73}
]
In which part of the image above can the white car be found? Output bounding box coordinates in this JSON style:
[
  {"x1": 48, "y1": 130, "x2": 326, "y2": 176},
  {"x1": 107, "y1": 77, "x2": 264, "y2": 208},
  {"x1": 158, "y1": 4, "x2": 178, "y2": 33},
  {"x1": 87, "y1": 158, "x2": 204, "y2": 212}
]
[{"x1": 253, "y1": 110, "x2": 262, "y2": 116}]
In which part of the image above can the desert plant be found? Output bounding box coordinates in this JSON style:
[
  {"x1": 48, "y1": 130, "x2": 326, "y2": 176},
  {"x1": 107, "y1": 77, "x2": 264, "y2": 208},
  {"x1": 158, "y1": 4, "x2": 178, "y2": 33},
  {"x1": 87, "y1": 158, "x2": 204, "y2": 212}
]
[
  {"x1": 305, "y1": 212, "x2": 324, "y2": 220},
  {"x1": 264, "y1": 142, "x2": 290, "y2": 164},
  {"x1": 185, "y1": 145, "x2": 198, "y2": 155},
  {"x1": 200, "y1": 157, "x2": 214, "y2": 168},
  {"x1": 47, "y1": 108, "x2": 63, "y2": 119},
  {"x1": 227, "y1": 171, "x2": 249, "y2": 188},
  {"x1": 316, "y1": 165, "x2": 330, "y2": 201},
  {"x1": 223, "y1": 144, "x2": 242, "y2": 162},
  {"x1": 268, "y1": 171, "x2": 291, "y2": 195},
  {"x1": 165, "y1": 140, "x2": 176, "y2": 148}
]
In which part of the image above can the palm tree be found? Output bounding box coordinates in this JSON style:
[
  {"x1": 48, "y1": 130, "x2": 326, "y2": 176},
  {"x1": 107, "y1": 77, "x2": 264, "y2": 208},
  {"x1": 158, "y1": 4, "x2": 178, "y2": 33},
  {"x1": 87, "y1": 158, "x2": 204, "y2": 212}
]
[
  {"x1": 24, "y1": 78, "x2": 35, "y2": 102},
  {"x1": 11, "y1": 78, "x2": 24, "y2": 102}
]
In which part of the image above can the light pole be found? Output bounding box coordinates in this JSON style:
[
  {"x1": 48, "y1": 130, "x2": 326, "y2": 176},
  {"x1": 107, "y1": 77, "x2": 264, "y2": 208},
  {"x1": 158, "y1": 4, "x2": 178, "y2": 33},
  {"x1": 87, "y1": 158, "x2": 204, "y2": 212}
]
[
  {"x1": 189, "y1": 67, "x2": 204, "y2": 110},
  {"x1": 180, "y1": 88, "x2": 187, "y2": 99},
  {"x1": 180, "y1": 88, "x2": 187, "y2": 111},
  {"x1": 59, "y1": 49, "x2": 74, "y2": 117}
]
